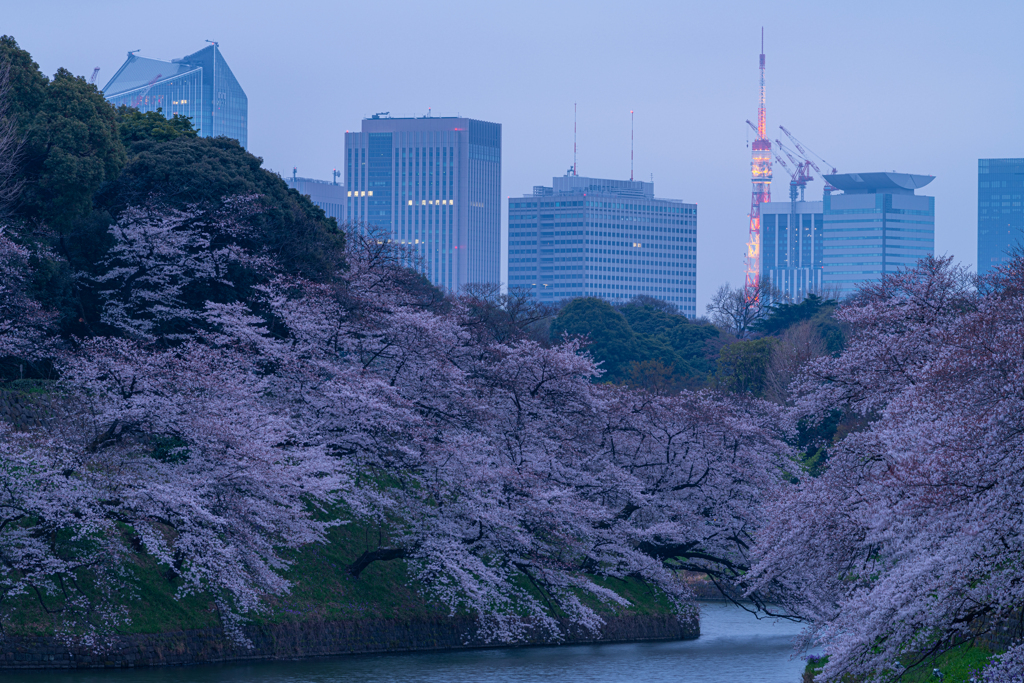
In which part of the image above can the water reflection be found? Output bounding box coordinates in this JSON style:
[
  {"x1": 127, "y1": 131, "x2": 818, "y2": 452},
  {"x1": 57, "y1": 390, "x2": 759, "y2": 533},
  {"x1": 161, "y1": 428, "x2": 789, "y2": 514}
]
[{"x1": 6, "y1": 602, "x2": 808, "y2": 683}]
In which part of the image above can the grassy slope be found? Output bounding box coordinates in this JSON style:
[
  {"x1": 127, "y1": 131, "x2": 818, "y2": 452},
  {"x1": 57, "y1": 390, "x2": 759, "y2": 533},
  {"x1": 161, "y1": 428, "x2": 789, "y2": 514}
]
[
  {"x1": 3, "y1": 519, "x2": 676, "y2": 637},
  {"x1": 804, "y1": 643, "x2": 995, "y2": 683}
]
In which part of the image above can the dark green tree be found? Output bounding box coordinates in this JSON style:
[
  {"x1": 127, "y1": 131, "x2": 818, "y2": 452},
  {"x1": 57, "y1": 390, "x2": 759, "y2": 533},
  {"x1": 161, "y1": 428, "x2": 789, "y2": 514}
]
[
  {"x1": 116, "y1": 106, "x2": 197, "y2": 145},
  {"x1": 714, "y1": 337, "x2": 776, "y2": 396},
  {"x1": 754, "y1": 294, "x2": 845, "y2": 355},
  {"x1": 664, "y1": 322, "x2": 720, "y2": 377},
  {"x1": 94, "y1": 135, "x2": 343, "y2": 283},
  {"x1": 619, "y1": 296, "x2": 687, "y2": 337},
  {"x1": 18, "y1": 68, "x2": 125, "y2": 230},
  {"x1": 551, "y1": 297, "x2": 638, "y2": 381},
  {"x1": 0, "y1": 35, "x2": 48, "y2": 136}
]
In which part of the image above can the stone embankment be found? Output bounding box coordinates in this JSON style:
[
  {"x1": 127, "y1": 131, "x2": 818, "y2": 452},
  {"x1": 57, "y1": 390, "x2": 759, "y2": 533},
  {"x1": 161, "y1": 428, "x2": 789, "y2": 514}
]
[
  {"x1": 0, "y1": 387, "x2": 55, "y2": 432},
  {"x1": 0, "y1": 613, "x2": 699, "y2": 669}
]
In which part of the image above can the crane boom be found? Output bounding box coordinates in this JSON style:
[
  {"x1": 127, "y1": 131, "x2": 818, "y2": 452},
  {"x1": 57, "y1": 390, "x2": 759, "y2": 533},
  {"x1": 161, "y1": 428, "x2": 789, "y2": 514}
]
[
  {"x1": 90, "y1": 67, "x2": 100, "y2": 85},
  {"x1": 779, "y1": 125, "x2": 837, "y2": 175}
]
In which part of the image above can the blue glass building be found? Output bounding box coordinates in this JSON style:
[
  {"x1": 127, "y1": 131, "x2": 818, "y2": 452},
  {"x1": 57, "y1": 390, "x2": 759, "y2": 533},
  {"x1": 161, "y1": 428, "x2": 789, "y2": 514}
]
[
  {"x1": 978, "y1": 158, "x2": 1024, "y2": 276},
  {"x1": 821, "y1": 172, "x2": 935, "y2": 297},
  {"x1": 760, "y1": 200, "x2": 824, "y2": 301},
  {"x1": 103, "y1": 44, "x2": 247, "y2": 149},
  {"x1": 508, "y1": 174, "x2": 697, "y2": 316},
  {"x1": 345, "y1": 115, "x2": 501, "y2": 292}
]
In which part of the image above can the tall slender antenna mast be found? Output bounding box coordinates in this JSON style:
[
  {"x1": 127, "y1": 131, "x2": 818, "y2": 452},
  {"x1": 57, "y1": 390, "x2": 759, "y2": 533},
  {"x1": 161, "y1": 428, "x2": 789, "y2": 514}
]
[
  {"x1": 746, "y1": 27, "x2": 772, "y2": 290},
  {"x1": 630, "y1": 110, "x2": 634, "y2": 182},
  {"x1": 573, "y1": 102, "x2": 577, "y2": 176}
]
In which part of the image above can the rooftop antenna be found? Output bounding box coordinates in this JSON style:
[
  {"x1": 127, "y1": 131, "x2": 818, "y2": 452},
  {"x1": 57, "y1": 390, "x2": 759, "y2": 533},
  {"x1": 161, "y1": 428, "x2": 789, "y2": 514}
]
[
  {"x1": 333, "y1": 168, "x2": 340, "y2": 185},
  {"x1": 630, "y1": 110, "x2": 634, "y2": 182},
  {"x1": 292, "y1": 167, "x2": 297, "y2": 182},
  {"x1": 573, "y1": 102, "x2": 578, "y2": 176}
]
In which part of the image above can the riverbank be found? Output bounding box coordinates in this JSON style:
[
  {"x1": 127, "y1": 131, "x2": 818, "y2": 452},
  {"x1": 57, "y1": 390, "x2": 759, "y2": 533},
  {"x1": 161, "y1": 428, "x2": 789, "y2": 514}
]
[
  {"x1": 0, "y1": 612, "x2": 698, "y2": 669},
  {"x1": 0, "y1": 603, "x2": 803, "y2": 683},
  {"x1": 0, "y1": 515, "x2": 703, "y2": 669}
]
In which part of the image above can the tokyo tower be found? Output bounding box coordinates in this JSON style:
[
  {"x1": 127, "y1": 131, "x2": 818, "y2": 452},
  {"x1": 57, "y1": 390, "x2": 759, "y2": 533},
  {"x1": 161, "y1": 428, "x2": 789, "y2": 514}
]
[{"x1": 746, "y1": 29, "x2": 772, "y2": 289}]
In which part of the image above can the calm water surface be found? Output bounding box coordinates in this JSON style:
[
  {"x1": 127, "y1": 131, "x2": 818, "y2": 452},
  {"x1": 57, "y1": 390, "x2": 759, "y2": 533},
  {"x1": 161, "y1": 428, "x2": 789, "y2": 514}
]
[{"x1": 8, "y1": 602, "x2": 809, "y2": 683}]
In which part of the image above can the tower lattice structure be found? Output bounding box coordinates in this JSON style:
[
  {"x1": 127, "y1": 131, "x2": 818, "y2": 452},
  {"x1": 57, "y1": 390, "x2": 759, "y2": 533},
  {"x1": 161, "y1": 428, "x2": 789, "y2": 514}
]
[{"x1": 747, "y1": 32, "x2": 772, "y2": 289}]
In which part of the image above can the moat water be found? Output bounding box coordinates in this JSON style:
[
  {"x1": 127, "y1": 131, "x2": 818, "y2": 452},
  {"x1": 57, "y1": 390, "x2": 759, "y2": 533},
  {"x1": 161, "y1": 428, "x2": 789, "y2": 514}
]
[{"x1": 6, "y1": 602, "x2": 810, "y2": 682}]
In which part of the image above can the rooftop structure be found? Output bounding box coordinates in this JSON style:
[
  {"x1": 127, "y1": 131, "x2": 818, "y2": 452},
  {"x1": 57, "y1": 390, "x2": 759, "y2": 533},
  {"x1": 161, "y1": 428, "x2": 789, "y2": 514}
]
[
  {"x1": 824, "y1": 172, "x2": 935, "y2": 194},
  {"x1": 508, "y1": 174, "x2": 697, "y2": 316},
  {"x1": 103, "y1": 44, "x2": 248, "y2": 148}
]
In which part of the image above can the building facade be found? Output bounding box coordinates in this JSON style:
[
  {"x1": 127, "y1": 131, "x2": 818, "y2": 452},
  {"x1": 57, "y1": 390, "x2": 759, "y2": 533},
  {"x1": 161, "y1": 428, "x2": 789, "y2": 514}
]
[
  {"x1": 103, "y1": 44, "x2": 248, "y2": 148},
  {"x1": 978, "y1": 158, "x2": 1024, "y2": 276},
  {"x1": 508, "y1": 174, "x2": 697, "y2": 317},
  {"x1": 821, "y1": 172, "x2": 935, "y2": 298},
  {"x1": 284, "y1": 173, "x2": 346, "y2": 225},
  {"x1": 760, "y1": 200, "x2": 824, "y2": 301},
  {"x1": 344, "y1": 115, "x2": 501, "y2": 292}
]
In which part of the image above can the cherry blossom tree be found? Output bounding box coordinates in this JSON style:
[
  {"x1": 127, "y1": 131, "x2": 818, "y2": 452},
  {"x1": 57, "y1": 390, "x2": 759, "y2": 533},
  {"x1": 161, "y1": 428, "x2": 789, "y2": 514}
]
[
  {"x1": 0, "y1": 200, "x2": 798, "y2": 647},
  {"x1": 749, "y1": 255, "x2": 1024, "y2": 682}
]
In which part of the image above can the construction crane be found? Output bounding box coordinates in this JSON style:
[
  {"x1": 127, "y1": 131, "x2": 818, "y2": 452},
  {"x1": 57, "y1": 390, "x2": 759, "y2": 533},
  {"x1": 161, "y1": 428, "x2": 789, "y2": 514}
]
[
  {"x1": 779, "y1": 125, "x2": 836, "y2": 175},
  {"x1": 772, "y1": 146, "x2": 814, "y2": 202},
  {"x1": 779, "y1": 125, "x2": 839, "y2": 194},
  {"x1": 775, "y1": 140, "x2": 815, "y2": 199},
  {"x1": 131, "y1": 73, "x2": 162, "y2": 109},
  {"x1": 89, "y1": 67, "x2": 100, "y2": 85}
]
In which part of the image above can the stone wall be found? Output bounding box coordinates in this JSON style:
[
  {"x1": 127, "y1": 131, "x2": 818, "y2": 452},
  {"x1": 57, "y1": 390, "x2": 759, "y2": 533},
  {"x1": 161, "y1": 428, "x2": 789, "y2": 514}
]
[
  {"x1": 0, "y1": 388, "x2": 55, "y2": 432},
  {"x1": 0, "y1": 613, "x2": 699, "y2": 669}
]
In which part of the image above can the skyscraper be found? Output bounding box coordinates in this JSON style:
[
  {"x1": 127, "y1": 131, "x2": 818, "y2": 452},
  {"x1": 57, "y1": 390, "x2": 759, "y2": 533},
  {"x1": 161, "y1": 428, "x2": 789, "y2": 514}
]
[
  {"x1": 508, "y1": 174, "x2": 697, "y2": 317},
  {"x1": 978, "y1": 158, "x2": 1024, "y2": 276},
  {"x1": 821, "y1": 172, "x2": 935, "y2": 298},
  {"x1": 344, "y1": 115, "x2": 501, "y2": 292},
  {"x1": 103, "y1": 44, "x2": 248, "y2": 149},
  {"x1": 284, "y1": 171, "x2": 346, "y2": 225},
  {"x1": 760, "y1": 199, "x2": 824, "y2": 301}
]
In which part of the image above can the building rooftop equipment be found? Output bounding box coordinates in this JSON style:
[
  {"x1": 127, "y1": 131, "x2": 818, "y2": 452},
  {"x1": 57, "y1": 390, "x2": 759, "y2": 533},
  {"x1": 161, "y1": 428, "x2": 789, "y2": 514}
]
[{"x1": 824, "y1": 172, "x2": 935, "y2": 194}]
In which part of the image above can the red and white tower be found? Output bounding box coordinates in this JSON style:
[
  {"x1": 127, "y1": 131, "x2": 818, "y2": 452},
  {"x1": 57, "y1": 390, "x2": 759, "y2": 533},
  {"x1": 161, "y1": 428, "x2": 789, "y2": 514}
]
[{"x1": 746, "y1": 30, "x2": 772, "y2": 289}]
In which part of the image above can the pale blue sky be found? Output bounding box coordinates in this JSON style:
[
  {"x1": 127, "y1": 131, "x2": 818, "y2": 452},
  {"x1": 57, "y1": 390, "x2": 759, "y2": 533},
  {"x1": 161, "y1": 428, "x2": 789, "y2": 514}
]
[{"x1": 5, "y1": 0, "x2": 1022, "y2": 309}]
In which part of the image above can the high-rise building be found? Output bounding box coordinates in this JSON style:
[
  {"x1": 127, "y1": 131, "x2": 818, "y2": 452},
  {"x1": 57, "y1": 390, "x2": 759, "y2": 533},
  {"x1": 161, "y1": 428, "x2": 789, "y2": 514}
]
[
  {"x1": 508, "y1": 174, "x2": 697, "y2": 317},
  {"x1": 103, "y1": 44, "x2": 248, "y2": 149},
  {"x1": 822, "y1": 172, "x2": 935, "y2": 298},
  {"x1": 760, "y1": 200, "x2": 824, "y2": 301},
  {"x1": 284, "y1": 172, "x2": 346, "y2": 225},
  {"x1": 978, "y1": 158, "x2": 1024, "y2": 276},
  {"x1": 344, "y1": 115, "x2": 501, "y2": 292}
]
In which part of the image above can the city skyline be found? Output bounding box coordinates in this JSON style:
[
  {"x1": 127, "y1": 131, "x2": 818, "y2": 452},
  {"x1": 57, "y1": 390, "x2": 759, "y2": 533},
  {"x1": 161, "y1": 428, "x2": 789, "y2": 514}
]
[{"x1": 6, "y1": 0, "x2": 1021, "y2": 310}]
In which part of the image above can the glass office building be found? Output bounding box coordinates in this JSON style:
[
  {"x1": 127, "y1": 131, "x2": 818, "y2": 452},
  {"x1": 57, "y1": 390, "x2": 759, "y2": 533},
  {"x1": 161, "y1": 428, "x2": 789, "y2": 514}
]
[
  {"x1": 978, "y1": 158, "x2": 1024, "y2": 276},
  {"x1": 508, "y1": 174, "x2": 697, "y2": 317},
  {"x1": 821, "y1": 172, "x2": 935, "y2": 298},
  {"x1": 345, "y1": 115, "x2": 501, "y2": 292},
  {"x1": 284, "y1": 173, "x2": 346, "y2": 225},
  {"x1": 760, "y1": 200, "x2": 824, "y2": 301},
  {"x1": 103, "y1": 44, "x2": 248, "y2": 149}
]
